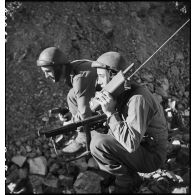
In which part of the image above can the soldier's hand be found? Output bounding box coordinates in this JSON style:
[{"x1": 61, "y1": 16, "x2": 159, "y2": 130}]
[
  {"x1": 58, "y1": 112, "x2": 72, "y2": 122},
  {"x1": 94, "y1": 91, "x2": 116, "y2": 117}
]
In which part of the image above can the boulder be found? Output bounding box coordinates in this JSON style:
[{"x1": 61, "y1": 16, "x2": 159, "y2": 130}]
[
  {"x1": 27, "y1": 156, "x2": 47, "y2": 175},
  {"x1": 72, "y1": 157, "x2": 88, "y2": 172},
  {"x1": 18, "y1": 168, "x2": 28, "y2": 179},
  {"x1": 171, "y1": 66, "x2": 180, "y2": 77},
  {"x1": 29, "y1": 175, "x2": 44, "y2": 194},
  {"x1": 26, "y1": 145, "x2": 32, "y2": 153},
  {"x1": 172, "y1": 187, "x2": 188, "y2": 193},
  {"x1": 73, "y1": 170, "x2": 104, "y2": 193},
  {"x1": 87, "y1": 157, "x2": 99, "y2": 169},
  {"x1": 6, "y1": 168, "x2": 19, "y2": 184},
  {"x1": 49, "y1": 163, "x2": 60, "y2": 174},
  {"x1": 58, "y1": 175, "x2": 74, "y2": 187},
  {"x1": 11, "y1": 155, "x2": 27, "y2": 167},
  {"x1": 43, "y1": 175, "x2": 58, "y2": 188}
]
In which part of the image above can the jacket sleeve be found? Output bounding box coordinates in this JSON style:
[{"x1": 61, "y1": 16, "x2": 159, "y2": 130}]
[
  {"x1": 107, "y1": 95, "x2": 152, "y2": 153},
  {"x1": 71, "y1": 72, "x2": 95, "y2": 121}
]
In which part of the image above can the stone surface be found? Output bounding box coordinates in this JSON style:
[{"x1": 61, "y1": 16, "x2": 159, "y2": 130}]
[
  {"x1": 27, "y1": 156, "x2": 47, "y2": 175},
  {"x1": 29, "y1": 175, "x2": 44, "y2": 194},
  {"x1": 43, "y1": 176, "x2": 58, "y2": 188},
  {"x1": 87, "y1": 157, "x2": 99, "y2": 169},
  {"x1": 11, "y1": 155, "x2": 27, "y2": 167},
  {"x1": 73, "y1": 171, "x2": 103, "y2": 193}
]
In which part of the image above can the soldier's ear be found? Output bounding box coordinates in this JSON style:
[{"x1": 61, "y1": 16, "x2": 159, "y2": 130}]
[{"x1": 109, "y1": 70, "x2": 117, "y2": 80}]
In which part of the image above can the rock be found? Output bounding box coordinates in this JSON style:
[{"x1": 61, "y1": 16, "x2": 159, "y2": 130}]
[
  {"x1": 49, "y1": 163, "x2": 60, "y2": 174},
  {"x1": 29, "y1": 175, "x2": 44, "y2": 194},
  {"x1": 27, "y1": 152, "x2": 37, "y2": 158},
  {"x1": 101, "y1": 19, "x2": 113, "y2": 37},
  {"x1": 73, "y1": 171, "x2": 103, "y2": 193},
  {"x1": 66, "y1": 163, "x2": 79, "y2": 176},
  {"x1": 57, "y1": 168, "x2": 66, "y2": 175},
  {"x1": 11, "y1": 155, "x2": 27, "y2": 167},
  {"x1": 34, "y1": 139, "x2": 42, "y2": 146},
  {"x1": 44, "y1": 150, "x2": 51, "y2": 159},
  {"x1": 26, "y1": 145, "x2": 32, "y2": 153},
  {"x1": 19, "y1": 145, "x2": 27, "y2": 156},
  {"x1": 176, "y1": 147, "x2": 189, "y2": 166},
  {"x1": 50, "y1": 153, "x2": 57, "y2": 158},
  {"x1": 177, "y1": 103, "x2": 185, "y2": 111},
  {"x1": 42, "y1": 116, "x2": 49, "y2": 122},
  {"x1": 27, "y1": 156, "x2": 47, "y2": 175},
  {"x1": 59, "y1": 175, "x2": 74, "y2": 187},
  {"x1": 184, "y1": 91, "x2": 189, "y2": 98},
  {"x1": 130, "y1": 11, "x2": 137, "y2": 18},
  {"x1": 172, "y1": 187, "x2": 188, "y2": 193},
  {"x1": 15, "y1": 140, "x2": 22, "y2": 147},
  {"x1": 6, "y1": 168, "x2": 19, "y2": 184},
  {"x1": 87, "y1": 157, "x2": 99, "y2": 169},
  {"x1": 184, "y1": 109, "x2": 190, "y2": 116},
  {"x1": 171, "y1": 66, "x2": 180, "y2": 77},
  {"x1": 72, "y1": 158, "x2": 88, "y2": 172},
  {"x1": 18, "y1": 168, "x2": 28, "y2": 179},
  {"x1": 175, "y1": 51, "x2": 184, "y2": 60},
  {"x1": 36, "y1": 147, "x2": 42, "y2": 156},
  {"x1": 43, "y1": 176, "x2": 58, "y2": 188}
]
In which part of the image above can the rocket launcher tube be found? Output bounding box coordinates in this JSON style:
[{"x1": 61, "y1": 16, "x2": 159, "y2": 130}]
[{"x1": 90, "y1": 63, "x2": 134, "y2": 112}]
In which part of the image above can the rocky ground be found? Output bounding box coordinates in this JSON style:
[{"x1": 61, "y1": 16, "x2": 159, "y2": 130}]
[{"x1": 5, "y1": 1, "x2": 190, "y2": 194}]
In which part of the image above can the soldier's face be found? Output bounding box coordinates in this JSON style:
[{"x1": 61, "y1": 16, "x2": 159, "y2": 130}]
[
  {"x1": 41, "y1": 66, "x2": 55, "y2": 82},
  {"x1": 41, "y1": 65, "x2": 62, "y2": 83},
  {"x1": 97, "y1": 68, "x2": 110, "y2": 88}
]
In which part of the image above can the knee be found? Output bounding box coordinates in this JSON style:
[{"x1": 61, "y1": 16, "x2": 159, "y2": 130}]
[{"x1": 90, "y1": 134, "x2": 112, "y2": 155}]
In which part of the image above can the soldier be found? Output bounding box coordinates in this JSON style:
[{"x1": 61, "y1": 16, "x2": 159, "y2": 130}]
[
  {"x1": 90, "y1": 52, "x2": 168, "y2": 193},
  {"x1": 37, "y1": 47, "x2": 97, "y2": 154}
]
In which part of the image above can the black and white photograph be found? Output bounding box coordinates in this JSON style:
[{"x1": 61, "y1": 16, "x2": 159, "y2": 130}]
[{"x1": 5, "y1": 1, "x2": 191, "y2": 194}]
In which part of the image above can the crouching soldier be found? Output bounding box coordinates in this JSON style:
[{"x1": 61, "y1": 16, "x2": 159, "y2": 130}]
[{"x1": 90, "y1": 51, "x2": 168, "y2": 193}]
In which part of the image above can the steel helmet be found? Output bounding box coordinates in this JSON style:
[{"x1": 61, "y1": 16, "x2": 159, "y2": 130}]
[
  {"x1": 92, "y1": 51, "x2": 127, "y2": 72},
  {"x1": 37, "y1": 47, "x2": 67, "y2": 67}
]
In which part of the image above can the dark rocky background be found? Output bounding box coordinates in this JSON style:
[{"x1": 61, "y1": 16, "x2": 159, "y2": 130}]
[{"x1": 5, "y1": 1, "x2": 190, "y2": 194}]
